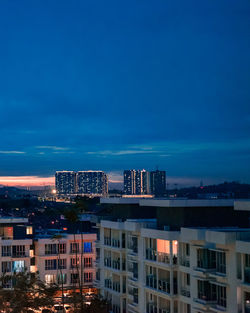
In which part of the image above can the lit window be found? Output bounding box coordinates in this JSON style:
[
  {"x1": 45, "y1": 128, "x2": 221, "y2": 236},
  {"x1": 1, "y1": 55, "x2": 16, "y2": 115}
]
[
  {"x1": 45, "y1": 274, "x2": 56, "y2": 284},
  {"x1": 12, "y1": 260, "x2": 25, "y2": 272},
  {"x1": 83, "y1": 242, "x2": 92, "y2": 253},
  {"x1": 26, "y1": 226, "x2": 33, "y2": 235}
]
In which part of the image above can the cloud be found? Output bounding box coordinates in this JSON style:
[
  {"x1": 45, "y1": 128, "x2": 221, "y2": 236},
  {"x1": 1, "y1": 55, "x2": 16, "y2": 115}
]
[
  {"x1": 36, "y1": 146, "x2": 69, "y2": 151},
  {"x1": 0, "y1": 176, "x2": 54, "y2": 186},
  {"x1": 87, "y1": 149, "x2": 162, "y2": 156},
  {"x1": 0, "y1": 150, "x2": 25, "y2": 154}
]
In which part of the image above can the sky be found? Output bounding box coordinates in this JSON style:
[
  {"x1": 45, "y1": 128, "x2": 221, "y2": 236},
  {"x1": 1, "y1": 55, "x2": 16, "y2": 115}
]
[{"x1": 0, "y1": 0, "x2": 250, "y2": 188}]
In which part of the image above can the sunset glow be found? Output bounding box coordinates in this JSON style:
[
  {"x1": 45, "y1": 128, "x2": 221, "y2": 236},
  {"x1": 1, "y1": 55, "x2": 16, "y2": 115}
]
[{"x1": 0, "y1": 176, "x2": 55, "y2": 187}]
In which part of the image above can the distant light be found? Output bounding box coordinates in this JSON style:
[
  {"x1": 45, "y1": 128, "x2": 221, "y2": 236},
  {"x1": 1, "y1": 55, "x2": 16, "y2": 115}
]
[
  {"x1": 52, "y1": 189, "x2": 56, "y2": 194},
  {"x1": 63, "y1": 227, "x2": 67, "y2": 231}
]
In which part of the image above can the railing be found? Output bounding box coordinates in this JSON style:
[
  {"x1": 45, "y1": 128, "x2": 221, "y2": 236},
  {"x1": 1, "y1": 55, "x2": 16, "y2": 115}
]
[
  {"x1": 104, "y1": 279, "x2": 112, "y2": 289},
  {"x1": 104, "y1": 258, "x2": 111, "y2": 267},
  {"x1": 158, "y1": 252, "x2": 170, "y2": 264},
  {"x1": 112, "y1": 281, "x2": 120, "y2": 292},
  {"x1": 146, "y1": 275, "x2": 157, "y2": 289},
  {"x1": 180, "y1": 257, "x2": 190, "y2": 267},
  {"x1": 159, "y1": 309, "x2": 170, "y2": 313},
  {"x1": 104, "y1": 237, "x2": 111, "y2": 246},
  {"x1": 158, "y1": 279, "x2": 170, "y2": 294},
  {"x1": 112, "y1": 304, "x2": 121, "y2": 313},
  {"x1": 146, "y1": 303, "x2": 157, "y2": 313},
  {"x1": 112, "y1": 239, "x2": 120, "y2": 248},
  {"x1": 245, "y1": 267, "x2": 250, "y2": 283},
  {"x1": 112, "y1": 259, "x2": 120, "y2": 270},
  {"x1": 12, "y1": 253, "x2": 27, "y2": 258},
  {"x1": 146, "y1": 248, "x2": 157, "y2": 261},
  {"x1": 181, "y1": 287, "x2": 190, "y2": 297}
]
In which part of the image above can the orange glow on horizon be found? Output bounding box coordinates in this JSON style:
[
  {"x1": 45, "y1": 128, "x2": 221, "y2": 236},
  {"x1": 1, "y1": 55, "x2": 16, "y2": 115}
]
[{"x1": 0, "y1": 176, "x2": 55, "y2": 187}]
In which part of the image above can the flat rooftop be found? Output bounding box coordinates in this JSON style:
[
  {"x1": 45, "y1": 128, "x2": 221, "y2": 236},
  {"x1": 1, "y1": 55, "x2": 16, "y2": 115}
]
[
  {"x1": 0, "y1": 217, "x2": 28, "y2": 224},
  {"x1": 100, "y1": 197, "x2": 235, "y2": 207}
]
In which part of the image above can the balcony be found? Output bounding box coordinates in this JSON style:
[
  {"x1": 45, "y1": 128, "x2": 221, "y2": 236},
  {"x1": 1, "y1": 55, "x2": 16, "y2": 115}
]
[
  {"x1": 145, "y1": 249, "x2": 177, "y2": 265},
  {"x1": 180, "y1": 287, "x2": 191, "y2": 298},
  {"x1": 245, "y1": 267, "x2": 250, "y2": 284},
  {"x1": 104, "y1": 278, "x2": 112, "y2": 289},
  {"x1": 180, "y1": 257, "x2": 190, "y2": 267},
  {"x1": 146, "y1": 275, "x2": 157, "y2": 289},
  {"x1": 146, "y1": 248, "x2": 157, "y2": 262},
  {"x1": 112, "y1": 304, "x2": 121, "y2": 313},
  {"x1": 158, "y1": 279, "x2": 170, "y2": 294},
  {"x1": 146, "y1": 303, "x2": 157, "y2": 313},
  {"x1": 104, "y1": 237, "x2": 111, "y2": 246},
  {"x1": 112, "y1": 281, "x2": 121, "y2": 293},
  {"x1": 112, "y1": 239, "x2": 120, "y2": 248},
  {"x1": 104, "y1": 257, "x2": 112, "y2": 268},
  {"x1": 159, "y1": 309, "x2": 170, "y2": 313},
  {"x1": 112, "y1": 259, "x2": 120, "y2": 270},
  {"x1": 12, "y1": 253, "x2": 28, "y2": 258}
]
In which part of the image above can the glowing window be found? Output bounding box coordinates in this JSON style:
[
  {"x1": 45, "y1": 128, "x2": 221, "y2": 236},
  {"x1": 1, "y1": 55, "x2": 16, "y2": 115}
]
[
  {"x1": 26, "y1": 226, "x2": 33, "y2": 235},
  {"x1": 12, "y1": 260, "x2": 25, "y2": 272}
]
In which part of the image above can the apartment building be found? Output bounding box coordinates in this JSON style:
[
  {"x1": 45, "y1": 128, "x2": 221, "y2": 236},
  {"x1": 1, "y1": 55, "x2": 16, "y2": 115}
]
[
  {"x1": 35, "y1": 233, "x2": 96, "y2": 292},
  {"x1": 95, "y1": 198, "x2": 250, "y2": 313},
  {"x1": 0, "y1": 217, "x2": 34, "y2": 287},
  {"x1": 0, "y1": 217, "x2": 97, "y2": 298}
]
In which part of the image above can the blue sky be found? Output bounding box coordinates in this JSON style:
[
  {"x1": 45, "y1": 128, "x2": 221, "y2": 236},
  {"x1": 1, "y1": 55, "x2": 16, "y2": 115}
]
[{"x1": 0, "y1": 0, "x2": 250, "y2": 187}]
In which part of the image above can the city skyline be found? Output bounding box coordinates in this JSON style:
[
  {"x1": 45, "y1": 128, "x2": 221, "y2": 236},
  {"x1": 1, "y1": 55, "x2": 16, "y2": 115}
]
[{"x1": 0, "y1": 0, "x2": 250, "y2": 186}]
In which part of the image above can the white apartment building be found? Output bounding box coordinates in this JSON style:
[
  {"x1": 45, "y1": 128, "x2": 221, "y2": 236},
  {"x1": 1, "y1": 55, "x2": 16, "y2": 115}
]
[
  {"x1": 0, "y1": 217, "x2": 97, "y2": 296},
  {"x1": 0, "y1": 217, "x2": 34, "y2": 287},
  {"x1": 96, "y1": 199, "x2": 250, "y2": 313},
  {"x1": 35, "y1": 233, "x2": 96, "y2": 292}
]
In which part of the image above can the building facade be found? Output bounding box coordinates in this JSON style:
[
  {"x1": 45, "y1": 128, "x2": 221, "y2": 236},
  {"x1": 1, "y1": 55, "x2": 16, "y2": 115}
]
[
  {"x1": 150, "y1": 170, "x2": 166, "y2": 197},
  {"x1": 55, "y1": 170, "x2": 108, "y2": 196},
  {"x1": 124, "y1": 170, "x2": 150, "y2": 195},
  {"x1": 76, "y1": 171, "x2": 108, "y2": 196},
  {"x1": 95, "y1": 199, "x2": 250, "y2": 313},
  {"x1": 124, "y1": 169, "x2": 166, "y2": 197},
  {"x1": 55, "y1": 171, "x2": 76, "y2": 195},
  {"x1": 0, "y1": 217, "x2": 97, "y2": 297}
]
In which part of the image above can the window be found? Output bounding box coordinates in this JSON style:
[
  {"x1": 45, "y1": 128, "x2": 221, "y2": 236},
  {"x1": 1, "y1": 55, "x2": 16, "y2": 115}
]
[
  {"x1": 58, "y1": 259, "x2": 67, "y2": 269},
  {"x1": 45, "y1": 244, "x2": 57, "y2": 255},
  {"x1": 2, "y1": 246, "x2": 11, "y2": 257},
  {"x1": 217, "y1": 251, "x2": 226, "y2": 274},
  {"x1": 2, "y1": 261, "x2": 11, "y2": 273},
  {"x1": 57, "y1": 273, "x2": 67, "y2": 284},
  {"x1": 12, "y1": 260, "x2": 25, "y2": 272},
  {"x1": 71, "y1": 258, "x2": 79, "y2": 268},
  {"x1": 70, "y1": 243, "x2": 79, "y2": 254},
  {"x1": 26, "y1": 226, "x2": 33, "y2": 235},
  {"x1": 185, "y1": 244, "x2": 190, "y2": 256},
  {"x1": 84, "y1": 258, "x2": 92, "y2": 268},
  {"x1": 186, "y1": 273, "x2": 190, "y2": 286},
  {"x1": 45, "y1": 259, "x2": 57, "y2": 270},
  {"x1": 45, "y1": 274, "x2": 56, "y2": 284},
  {"x1": 83, "y1": 242, "x2": 92, "y2": 253},
  {"x1": 58, "y1": 243, "x2": 66, "y2": 254},
  {"x1": 71, "y1": 273, "x2": 79, "y2": 284},
  {"x1": 217, "y1": 285, "x2": 227, "y2": 308},
  {"x1": 84, "y1": 272, "x2": 93, "y2": 283},
  {"x1": 12, "y1": 245, "x2": 25, "y2": 257}
]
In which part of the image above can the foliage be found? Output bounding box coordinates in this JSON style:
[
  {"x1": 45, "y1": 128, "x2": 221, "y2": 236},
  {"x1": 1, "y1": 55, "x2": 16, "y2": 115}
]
[{"x1": 0, "y1": 271, "x2": 58, "y2": 313}]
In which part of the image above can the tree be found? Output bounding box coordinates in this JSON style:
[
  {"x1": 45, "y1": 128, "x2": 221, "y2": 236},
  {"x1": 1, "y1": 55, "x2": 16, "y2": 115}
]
[
  {"x1": 64, "y1": 208, "x2": 84, "y2": 312},
  {"x1": 83, "y1": 294, "x2": 110, "y2": 313},
  {"x1": 0, "y1": 270, "x2": 58, "y2": 313},
  {"x1": 52, "y1": 233, "x2": 66, "y2": 309}
]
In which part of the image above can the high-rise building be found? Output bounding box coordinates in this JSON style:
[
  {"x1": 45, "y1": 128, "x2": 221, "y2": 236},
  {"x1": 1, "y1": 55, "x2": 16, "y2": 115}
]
[
  {"x1": 124, "y1": 170, "x2": 150, "y2": 195},
  {"x1": 95, "y1": 198, "x2": 250, "y2": 313},
  {"x1": 150, "y1": 169, "x2": 166, "y2": 197},
  {"x1": 55, "y1": 171, "x2": 76, "y2": 195},
  {"x1": 76, "y1": 171, "x2": 108, "y2": 196}
]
